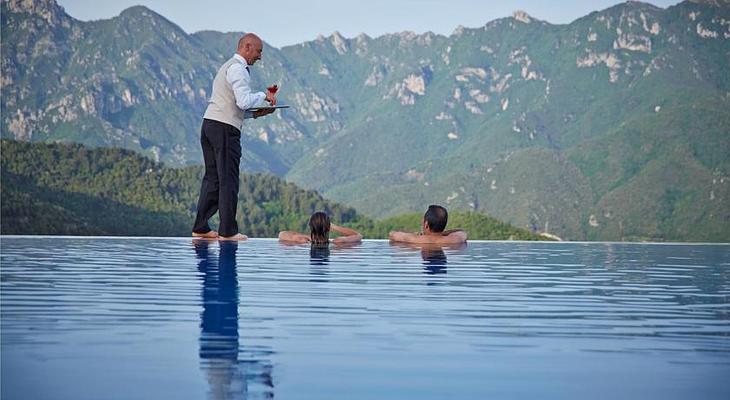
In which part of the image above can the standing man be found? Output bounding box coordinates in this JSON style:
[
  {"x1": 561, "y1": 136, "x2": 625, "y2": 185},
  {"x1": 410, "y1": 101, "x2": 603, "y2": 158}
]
[{"x1": 192, "y1": 33, "x2": 277, "y2": 241}]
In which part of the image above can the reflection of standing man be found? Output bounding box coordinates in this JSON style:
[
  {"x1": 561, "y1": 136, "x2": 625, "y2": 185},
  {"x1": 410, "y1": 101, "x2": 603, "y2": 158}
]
[
  {"x1": 192, "y1": 33, "x2": 277, "y2": 241},
  {"x1": 195, "y1": 240, "x2": 242, "y2": 398},
  {"x1": 194, "y1": 240, "x2": 275, "y2": 399}
]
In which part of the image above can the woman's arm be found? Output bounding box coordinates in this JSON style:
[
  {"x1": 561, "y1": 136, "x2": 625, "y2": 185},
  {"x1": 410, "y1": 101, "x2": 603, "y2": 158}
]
[
  {"x1": 278, "y1": 231, "x2": 310, "y2": 244},
  {"x1": 331, "y1": 223, "x2": 362, "y2": 244}
]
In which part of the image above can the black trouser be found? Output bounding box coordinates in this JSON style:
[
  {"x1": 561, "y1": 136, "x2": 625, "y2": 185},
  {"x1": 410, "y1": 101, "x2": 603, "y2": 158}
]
[{"x1": 192, "y1": 118, "x2": 241, "y2": 237}]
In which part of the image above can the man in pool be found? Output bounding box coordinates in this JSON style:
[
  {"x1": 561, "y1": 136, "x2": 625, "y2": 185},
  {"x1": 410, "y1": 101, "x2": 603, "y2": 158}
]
[
  {"x1": 388, "y1": 205, "x2": 467, "y2": 244},
  {"x1": 192, "y1": 33, "x2": 278, "y2": 241}
]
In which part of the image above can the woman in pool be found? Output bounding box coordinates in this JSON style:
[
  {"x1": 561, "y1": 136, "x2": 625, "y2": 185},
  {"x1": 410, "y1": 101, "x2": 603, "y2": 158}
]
[{"x1": 278, "y1": 211, "x2": 362, "y2": 245}]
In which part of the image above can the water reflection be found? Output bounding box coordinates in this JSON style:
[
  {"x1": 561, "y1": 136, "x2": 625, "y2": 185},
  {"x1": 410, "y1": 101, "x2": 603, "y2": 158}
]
[
  {"x1": 1, "y1": 238, "x2": 729, "y2": 399},
  {"x1": 307, "y1": 242, "x2": 359, "y2": 280},
  {"x1": 389, "y1": 242, "x2": 467, "y2": 275},
  {"x1": 307, "y1": 244, "x2": 330, "y2": 283},
  {"x1": 309, "y1": 244, "x2": 331, "y2": 266},
  {"x1": 194, "y1": 239, "x2": 274, "y2": 399},
  {"x1": 421, "y1": 246, "x2": 448, "y2": 275}
]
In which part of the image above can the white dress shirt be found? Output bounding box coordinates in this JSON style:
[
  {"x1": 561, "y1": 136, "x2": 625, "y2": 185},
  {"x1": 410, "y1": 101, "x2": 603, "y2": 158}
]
[{"x1": 227, "y1": 54, "x2": 266, "y2": 119}]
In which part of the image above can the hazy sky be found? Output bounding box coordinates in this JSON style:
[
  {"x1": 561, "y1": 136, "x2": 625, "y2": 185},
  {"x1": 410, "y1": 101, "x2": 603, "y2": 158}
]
[{"x1": 56, "y1": 0, "x2": 683, "y2": 48}]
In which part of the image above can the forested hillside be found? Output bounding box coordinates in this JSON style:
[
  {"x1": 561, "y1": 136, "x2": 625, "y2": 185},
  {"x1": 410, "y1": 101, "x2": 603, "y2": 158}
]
[
  {"x1": 0, "y1": 140, "x2": 362, "y2": 236},
  {"x1": 1, "y1": 140, "x2": 546, "y2": 240}
]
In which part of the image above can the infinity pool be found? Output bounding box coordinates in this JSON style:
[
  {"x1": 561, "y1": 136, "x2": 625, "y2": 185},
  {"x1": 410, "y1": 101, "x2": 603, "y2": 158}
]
[{"x1": 1, "y1": 237, "x2": 729, "y2": 399}]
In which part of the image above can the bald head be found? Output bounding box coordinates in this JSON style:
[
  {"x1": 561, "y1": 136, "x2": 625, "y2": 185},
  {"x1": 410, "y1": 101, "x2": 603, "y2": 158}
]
[
  {"x1": 238, "y1": 33, "x2": 261, "y2": 50},
  {"x1": 237, "y1": 33, "x2": 263, "y2": 66}
]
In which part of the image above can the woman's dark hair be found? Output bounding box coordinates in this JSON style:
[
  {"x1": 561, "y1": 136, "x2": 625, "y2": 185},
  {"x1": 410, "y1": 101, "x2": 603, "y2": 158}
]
[{"x1": 308, "y1": 212, "x2": 331, "y2": 245}]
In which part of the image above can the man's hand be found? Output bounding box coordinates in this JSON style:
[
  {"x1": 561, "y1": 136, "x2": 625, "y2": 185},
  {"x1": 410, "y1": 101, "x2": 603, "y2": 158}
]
[
  {"x1": 253, "y1": 108, "x2": 276, "y2": 119},
  {"x1": 265, "y1": 91, "x2": 277, "y2": 106},
  {"x1": 389, "y1": 231, "x2": 415, "y2": 242}
]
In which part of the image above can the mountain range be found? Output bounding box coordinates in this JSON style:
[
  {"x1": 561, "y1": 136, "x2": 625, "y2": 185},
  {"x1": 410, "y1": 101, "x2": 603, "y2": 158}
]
[{"x1": 1, "y1": 0, "x2": 728, "y2": 241}]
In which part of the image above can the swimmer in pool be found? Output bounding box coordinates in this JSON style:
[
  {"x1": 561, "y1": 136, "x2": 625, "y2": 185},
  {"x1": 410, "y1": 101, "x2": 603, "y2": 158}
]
[
  {"x1": 388, "y1": 205, "x2": 467, "y2": 245},
  {"x1": 278, "y1": 211, "x2": 362, "y2": 245}
]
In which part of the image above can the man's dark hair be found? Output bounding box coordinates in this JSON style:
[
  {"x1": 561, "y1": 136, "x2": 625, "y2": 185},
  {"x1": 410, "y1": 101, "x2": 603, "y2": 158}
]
[{"x1": 424, "y1": 205, "x2": 448, "y2": 233}]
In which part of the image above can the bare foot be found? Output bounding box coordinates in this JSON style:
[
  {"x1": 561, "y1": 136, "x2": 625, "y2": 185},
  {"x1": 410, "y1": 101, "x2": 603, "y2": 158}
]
[
  {"x1": 192, "y1": 231, "x2": 218, "y2": 239},
  {"x1": 219, "y1": 233, "x2": 248, "y2": 241}
]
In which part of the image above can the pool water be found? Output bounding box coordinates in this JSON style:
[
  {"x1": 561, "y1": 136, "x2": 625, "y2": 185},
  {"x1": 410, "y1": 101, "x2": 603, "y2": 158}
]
[{"x1": 1, "y1": 237, "x2": 729, "y2": 399}]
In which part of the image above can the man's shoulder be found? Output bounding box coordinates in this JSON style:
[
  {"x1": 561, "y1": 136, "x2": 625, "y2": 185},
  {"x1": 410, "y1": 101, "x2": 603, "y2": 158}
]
[
  {"x1": 435, "y1": 230, "x2": 467, "y2": 244},
  {"x1": 224, "y1": 59, "x2": 249, "y2": 80},
  {"x1": 413, "y1": 231, "x2": 467, "y2": 244},
  {"x1": 217, "y1": 55, "x2": 241, "y2": 69}
]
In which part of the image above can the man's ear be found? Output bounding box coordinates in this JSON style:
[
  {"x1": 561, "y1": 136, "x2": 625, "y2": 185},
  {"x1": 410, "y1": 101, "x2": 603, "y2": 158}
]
[{"x1": 423, "y1": 219, "x2": 429, "y2": 232}]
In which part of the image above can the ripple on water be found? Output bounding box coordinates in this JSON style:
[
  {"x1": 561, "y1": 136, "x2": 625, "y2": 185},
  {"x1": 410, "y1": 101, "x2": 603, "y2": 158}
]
[{"x1": 1, "y1": 238, "x2": 729, "y2": 399}]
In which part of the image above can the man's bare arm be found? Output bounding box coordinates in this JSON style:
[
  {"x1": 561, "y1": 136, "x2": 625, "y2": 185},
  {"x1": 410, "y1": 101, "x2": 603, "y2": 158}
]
[
  {"x1": 389, "y1": 230, "x2": 421, "y2": 243},
  {"x1": 389, "y1": 230, "x2": 467, "y2": 244},
  {"x1": 278, "y1": 231, "x2": 310, "y2": 243}
]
